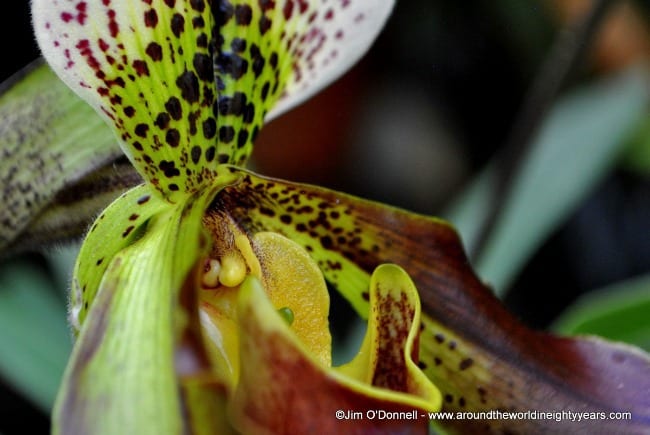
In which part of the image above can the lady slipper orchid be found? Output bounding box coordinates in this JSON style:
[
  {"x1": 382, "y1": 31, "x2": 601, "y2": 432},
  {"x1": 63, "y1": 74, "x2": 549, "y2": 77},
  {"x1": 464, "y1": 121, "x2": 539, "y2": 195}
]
[
  {"x1": 32, "y1": 0, "x2": 443, "y2": 433},
  {"x1": 0, "y1": 0, "x2": 645, "y2": 433}
]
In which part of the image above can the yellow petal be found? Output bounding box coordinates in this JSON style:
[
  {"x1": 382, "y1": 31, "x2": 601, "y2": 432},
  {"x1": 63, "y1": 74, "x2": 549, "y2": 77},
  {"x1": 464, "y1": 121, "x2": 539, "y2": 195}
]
[
  {"x1": 251, "y1": 231, "x2": 331, "y2": 366},
  {"x1": 338, "y1": 264, "x2": 441, "y2": 406},
  {"x1": 228, "y1": 276, "x2": 438, "y2": 435},
  {"x1": 198, "y1": 229, "x2": 331, "y2": 387}
]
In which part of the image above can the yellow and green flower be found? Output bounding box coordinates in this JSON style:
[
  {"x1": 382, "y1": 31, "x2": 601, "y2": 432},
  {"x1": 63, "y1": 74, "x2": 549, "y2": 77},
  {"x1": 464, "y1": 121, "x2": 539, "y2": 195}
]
[{"x1": 0, "y1": 0, "x2": 647, "y2": 433}]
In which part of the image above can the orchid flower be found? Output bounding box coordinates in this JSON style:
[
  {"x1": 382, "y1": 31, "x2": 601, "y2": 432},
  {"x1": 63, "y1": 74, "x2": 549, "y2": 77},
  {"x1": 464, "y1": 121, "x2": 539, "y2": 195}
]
[{"x1": 0, "y1": 0, "x2": 647, "y2": 433}]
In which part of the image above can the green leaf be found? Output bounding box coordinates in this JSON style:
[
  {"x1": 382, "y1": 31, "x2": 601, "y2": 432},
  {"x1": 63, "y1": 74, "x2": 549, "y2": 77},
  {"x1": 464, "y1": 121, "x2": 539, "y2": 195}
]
[
  {"x1": 0, "y1": 258, "x2": 71, "y2": 412},
  {"x1": 0, "y1": 60, "x2": 120, "y2": 252},
  {"x1": 552, "y1": 274, "x2": 650, "y2": 351},
  {"x1": 445, "y1": 67, "x2": 649, "y2": 295},
  {"x1": 620, "y1": 114, "x2": 650, "y2": 175}
]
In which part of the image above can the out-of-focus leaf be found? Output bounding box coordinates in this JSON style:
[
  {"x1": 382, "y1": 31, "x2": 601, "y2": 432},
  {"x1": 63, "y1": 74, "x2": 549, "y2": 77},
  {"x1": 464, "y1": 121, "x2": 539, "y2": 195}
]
[
  {"x1": 621, "y1": 115, "x2": 650, "y2": 174},
  {"x1": 0, "y1": 60, "x2": 121, "y2": 252},
  {"x1": 0, "y1": 259, "x2": 71, "y2": 412},
  {"x1": 445, "y1": 67, "x2": 649, "y2": 295},
  {"x1": 552, "y1": 274, "x2": 650, "y2": 351},
  {"x1": 6, "y1": 159, "x2": 142, "y2": 254}
]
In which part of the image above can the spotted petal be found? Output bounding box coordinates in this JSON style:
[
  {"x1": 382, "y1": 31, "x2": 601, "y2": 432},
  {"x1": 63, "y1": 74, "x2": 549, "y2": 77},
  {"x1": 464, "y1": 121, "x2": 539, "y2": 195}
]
[
  {"x1": 33, "y1": 0, "x2": 394, "y2": 198},
  {"x1": 33, "y1": 0, "x2": 222, "y2": 200},
  {"x1": 209, "y1": 168, "x2": 650, "y2": 433}
]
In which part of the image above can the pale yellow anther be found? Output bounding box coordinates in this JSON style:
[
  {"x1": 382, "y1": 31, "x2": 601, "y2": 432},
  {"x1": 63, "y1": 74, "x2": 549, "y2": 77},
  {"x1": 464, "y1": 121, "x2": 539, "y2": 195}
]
[
  {"x1": 219, "y1": 251, "x2": 247, "y2": 288},
  {"x1": 201, "y1": 259, "x2": 222, "y2": 288}
]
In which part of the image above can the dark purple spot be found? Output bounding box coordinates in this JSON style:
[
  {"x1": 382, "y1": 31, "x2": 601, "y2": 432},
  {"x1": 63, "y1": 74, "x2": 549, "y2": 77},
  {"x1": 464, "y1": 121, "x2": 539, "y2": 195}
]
[
  {"x1": 171, "y1": 13, "x2": 185, "y2": 37},
  {"x1": 283, "y1": 0, "x2": 293, "y2": 19},
  {"x1": 269, "y1": 52, "x2": 278, "y2": 69},
  {"x1": 155, "y1": 112, "x2": 170, "y2": 129},
  {"x1": 320, "y1": 236, "x2": 333, "y2": 249},
  {"x1": 166, "y1": 129, "x2": 181, "y2": 147},
  {"x1": 191, "y1": 146, "x2": 202, "y2": 164},
  {"x1": 234, "y1": 5, "x2": 252, "y2": 25},
  {"x1": 146, "y1": 42, "x2": 163, "y2": 61},
  {"x1": 260, "y1": 82, "x2": 270, "y2": 100},
  {"x1": 135, "y1": 123, "x2": 149, "y2": 138},
  {"x1": 193, "y1": 53, "x2": 213, "y2": 81},
  {"x1": 202, "y1": 118, "x2": 217, "y2": 139},
  {"x1": 190, "y1": 0, "x2": 205, "y2": 12},
  {"x1": 216, "y1": 53, "x2": 248, "y2": 79},
  {"x1": 165, "y1": 97, "x2": 182, "y2": 120},
  {"x1": 237, "y1": 129, "x2": 249, "y2": 148},
  {"x1": 249, "y1": 44, "x2": 265, "y2": 77},
  {"x1": 196, "y1": 33, "x2": 208, "y2": 47},
  {"x1": 132, "y1": 59, "x2": 149, "y2": 76},
  {"x1": 259, "y1": 0, "x2": 275, "y2": 11},
  {"x1": 205, "y1": 146, "x2": 216, "y2": 162},
  {"x1": 176, "y1": 70, "x2": 200, "y2": 103},
  {"x1": 259, "y1": 15, "x2": 272, "y2": 35},
  {"x1": 218, "y1": 92, "x2": 246, "y2": 116},
  {"x1": 219, "y1": 126, "x2": 235, "y2": 143},
  {"x1": 459, "y1": 358, "x2": 474, "y2": 371},
  {"x1": 159, "y1": 160, "x2": 180, "y2": 177},
  {"x1": 144, "y1": 9, "x2": 158, "y2": 27},
  {"x1": 215, "y1": 1, "x2": 234, "y2": 25},
  {"x1": 242, "y1": 104, "x2": 255, "y2": 123},
  {"x1": 231, "y1": 37, "x2": 246, "y2": 53},
  {"x1": 192, "y1": 16, "x2": 205, "y2": 28}
]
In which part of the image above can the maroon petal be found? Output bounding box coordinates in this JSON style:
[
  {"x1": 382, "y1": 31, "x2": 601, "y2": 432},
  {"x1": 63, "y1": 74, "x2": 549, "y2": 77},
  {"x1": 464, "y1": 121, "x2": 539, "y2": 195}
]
[{"x1": 212, "y1": 169, "x2": 650, "y2": 433}]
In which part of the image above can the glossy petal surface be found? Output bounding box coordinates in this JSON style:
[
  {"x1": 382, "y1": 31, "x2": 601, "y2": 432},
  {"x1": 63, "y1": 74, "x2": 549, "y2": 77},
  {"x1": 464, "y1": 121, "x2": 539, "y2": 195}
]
[
  {"x1": 210, "y1": 168, "x2": 650, "y2": 433},
  {"x1": 53, "y1": 192, "x2": 209, "y2": 435}
]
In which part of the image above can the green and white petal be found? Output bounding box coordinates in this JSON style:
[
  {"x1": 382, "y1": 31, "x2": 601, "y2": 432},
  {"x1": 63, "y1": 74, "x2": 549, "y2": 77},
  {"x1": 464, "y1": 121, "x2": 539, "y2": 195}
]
[
  {"x1": 32, "y1": 0, "x2": 396, "y2": 186},
  {"x1": 33, "y1": 0, "x2": 218, "y2": 200},
  {"x1": 53, "y1": 193, "x2": 209, "y2": 435},
  {"x1": 213, "y1": 0, "x2": 395, "y2": 165},
  {"x1": 263, "y1": 0, "x2": 395, "y2": 121}
]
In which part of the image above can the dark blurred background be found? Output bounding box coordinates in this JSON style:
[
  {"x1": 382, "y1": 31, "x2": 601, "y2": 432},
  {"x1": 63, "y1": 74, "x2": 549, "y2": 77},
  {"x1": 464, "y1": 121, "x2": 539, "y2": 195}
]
[{"x1": 1, "y1": 1, "x2": 649, "y2": 433}]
